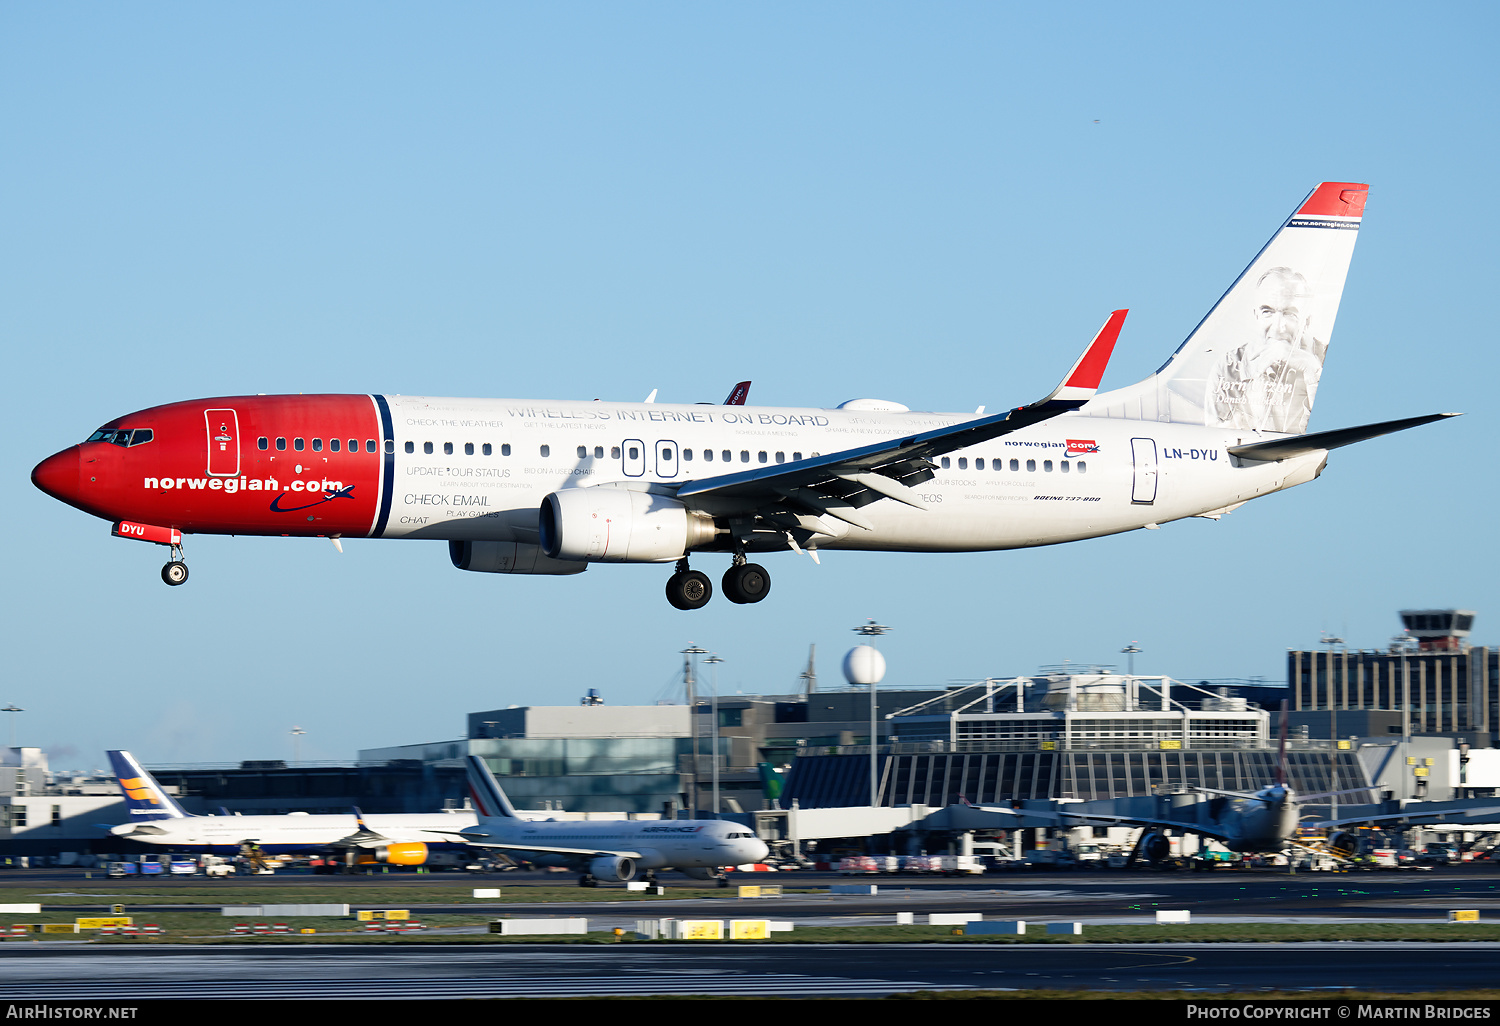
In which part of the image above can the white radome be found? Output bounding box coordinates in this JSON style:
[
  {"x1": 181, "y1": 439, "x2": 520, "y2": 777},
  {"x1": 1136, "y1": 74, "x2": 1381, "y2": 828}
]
[{"x1": 843, "y1": 645, "x2": 886, "y2": 686}]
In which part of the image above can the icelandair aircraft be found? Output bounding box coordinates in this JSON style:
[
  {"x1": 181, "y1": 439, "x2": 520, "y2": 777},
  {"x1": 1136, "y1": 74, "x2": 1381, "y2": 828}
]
[
  {"x1": 452, "y1": 755, "x2": 769, "y2": 886},
  {"x1": 106, "y1": 750, "x2": 478, "y2": 866},
  {"x1": 32, "y1": 183, "x2": 1454, "y2": 608}
]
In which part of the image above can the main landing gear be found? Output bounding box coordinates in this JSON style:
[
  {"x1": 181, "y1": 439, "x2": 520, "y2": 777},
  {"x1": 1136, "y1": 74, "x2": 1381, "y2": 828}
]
[
  {"x1": 160, "y1": 543, "x2": 189, "y2": 587},
  {"x1": 665, "y1": 556, "x2": 771, "y2": 610}
]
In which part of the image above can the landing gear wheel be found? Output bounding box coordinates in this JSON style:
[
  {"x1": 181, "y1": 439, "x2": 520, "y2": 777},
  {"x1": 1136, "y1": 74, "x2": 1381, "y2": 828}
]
[
  {"x1": 715, "y1": 872, "x2": 730, "y2": 888},
  {"x1": 579, "y1": 874, "x2": 597, "y2": 888},
  {"x1": 722, "y1": 563, "x2": 771, "y2": 604},
  {"x1": 161, "y1": 561, "x2": 189, "y2": 586},
  {"x1": 665, "y1": 570, "x2": 713, "y2": 610}
]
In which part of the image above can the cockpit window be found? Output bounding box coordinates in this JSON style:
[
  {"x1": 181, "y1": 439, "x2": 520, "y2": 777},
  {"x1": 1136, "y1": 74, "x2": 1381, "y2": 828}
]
[{"x1": 85, "y1": 427, "x2": 153, "y2": 447}]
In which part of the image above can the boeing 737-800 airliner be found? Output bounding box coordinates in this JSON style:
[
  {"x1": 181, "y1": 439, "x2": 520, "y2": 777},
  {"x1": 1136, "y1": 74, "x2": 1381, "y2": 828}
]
[{"x1": 32, "y1": 183, "x2": 1453, "y2": 608}]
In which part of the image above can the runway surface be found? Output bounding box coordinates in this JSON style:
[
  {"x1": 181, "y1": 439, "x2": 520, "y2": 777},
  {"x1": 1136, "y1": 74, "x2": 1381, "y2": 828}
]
[{"x1": 5, "y1": 866, "x2": 1500, "y2": 997}]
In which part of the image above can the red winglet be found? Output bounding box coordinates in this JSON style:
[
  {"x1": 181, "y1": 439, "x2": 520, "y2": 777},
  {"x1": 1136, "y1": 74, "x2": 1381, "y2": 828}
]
[
  {"x1": 1064, "y1": 309, "x2": 1127, "y2": 391},
  {"x1": 723, "y1": 381, "x2": 751, "y2": 405},
  {"x1": 1297, "y1": 182, "x2": 1369, "y2": 218}
]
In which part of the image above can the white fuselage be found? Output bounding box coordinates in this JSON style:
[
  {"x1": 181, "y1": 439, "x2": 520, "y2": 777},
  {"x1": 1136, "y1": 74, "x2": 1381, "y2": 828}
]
[
  {"x1": 111, "y1": 812, "x2": 478, "y2": 854},
  {"x1": 379, "y1": 396, "x2": 1324, "y2": 550},
  {"x1": 478, "y1": 815, "x2": 769, "y2": 871}
]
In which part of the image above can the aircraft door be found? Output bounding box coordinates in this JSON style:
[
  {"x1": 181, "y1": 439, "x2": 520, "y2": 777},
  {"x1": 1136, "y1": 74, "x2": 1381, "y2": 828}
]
[
  {"x1": 1130, "y1": 437, "x2": 1158, "y2": 504},
  {"x1": 204, "y1": 408, "x2": 240, "y2": 477},
  {"x1": 655, "y1": 440, "x2": 678, "y2": 479},
  {"x1": 622, "y1": 439, "x2": 645, "y2": 477}
]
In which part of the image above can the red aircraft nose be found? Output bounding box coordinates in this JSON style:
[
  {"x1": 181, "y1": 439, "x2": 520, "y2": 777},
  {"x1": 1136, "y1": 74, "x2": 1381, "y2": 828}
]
[{"x1": 32, "y1": 447, "x2": 80, "y2": 504}]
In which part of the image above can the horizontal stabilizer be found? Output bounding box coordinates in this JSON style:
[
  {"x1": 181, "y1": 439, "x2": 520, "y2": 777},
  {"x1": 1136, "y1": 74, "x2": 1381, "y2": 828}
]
[{"x1": 1227, "y1": 413, "x2": 1459, "y2": 462}]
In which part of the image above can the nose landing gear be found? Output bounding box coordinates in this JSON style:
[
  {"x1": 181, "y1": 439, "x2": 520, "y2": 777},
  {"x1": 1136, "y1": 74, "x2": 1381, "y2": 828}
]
[{"x1": 161, "y1": 542, "x2": 189, "y2": 586}]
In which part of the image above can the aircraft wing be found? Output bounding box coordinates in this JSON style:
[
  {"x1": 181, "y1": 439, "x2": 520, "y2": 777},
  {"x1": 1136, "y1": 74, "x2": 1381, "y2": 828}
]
[
  {"x1": 670, "y1": 311, "x2": 1125, "y2": 531},
  {"x1": 427, "y1": 829, "x2": 641, "y2": 860},
  {"x1": 1053, "y1": 809, "x2": 1234, "y2": 844},
  {"x1": 1313, "y1": 804, "x2": 1500, "y2": 830}
]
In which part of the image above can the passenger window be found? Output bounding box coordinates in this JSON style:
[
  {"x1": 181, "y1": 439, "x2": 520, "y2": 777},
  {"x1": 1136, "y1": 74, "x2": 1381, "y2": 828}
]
[
  {"x1": 311, "y1": 438, "x2": 323, "y2": 452},
  {"x1": 443, "y1": 442, "x2": 453, "y2": 455},
  {"x1": 1026, "y1": 459, "x2": 1036, "y2": 472},
  {"x1": 483, "y1": 443, "x2": 493, "y2": 456},
  {"x1": 628, "y1": 446, "x2": 639, "y2": 459},
  {"x1": 941, "y1": 457, "x2": 950, "y2": 469},
  {"x1": 976, "y1": 458, "x2": 984, "y2": 470},
  {"x1": 723, "y1": 450, "x2": 732, "y2": 462},
  {"x1": 502, "y1": 444, "x2": 512, "y2": 456},
  {"x1": 958, "y1": 457, "x2": 967, "y2": 470},
  {"x1": 465, "y1": 442, "x2": 474, "y2": 456},
  {"x1": 757, "y1": 451, "x2": 767, "y2": 463},
  {"x1": 683, "y1": 449, "x2": 693, "y2": 461},
  {"x1": 793, "y1": 452, "x2": 802, "y2": 461},
  {"x1": 366, "y1": 439, "x2": 376, "y2": 453},
  {"x1": 740, "y1": 451, "x2": 750, "y2": 463},
  {"x1": 540, "y1": 445, "x2": 550, "y2": 457},
  {"x1": 349, "y1": 439, "x2": 358, "y2": 452},
  {"x1": 662, "y1": 447, "x2": 674, "y2": 461},
  {"x1": 1060, "y1": 460, "x2": 1069, "y2": 473},
  {"x1": 594, "y1": 446, "x2": 604, "y2": 458},
  {"x1": 1010, "y1": 459, "x2": 1020, "y2": 471},
  {"x1": 775, "y1": 452, "x2": 785, "y2": 463},
  {"x1": 294, "y1": 438, "x2": 305, "y2": 451},
  {"x1": 404, "y1": 441, "x2": 414, "y2": 454},
  {"x1": 578, "y1": 446, "x2": 588, "y2": 458},
  {"x1": 258, "y1": 437, "x2": 268, "y2": 451},
  {"x1": 423, "y1": 442, "x2": 434, "y2": 455},
  {"x1": 384, "y1": 439, "x2": 394, "y2": 454},
  {"x1": 610, "y1": 446, "x2": 620, "y2": 459},
  {"x1": 1044, "y1": 460, "x2": 1053, "y2": 472},
  {"x1": 1077, "y1": 461, "x2": 1087, "y2": 474},
  {"x1": 703, "y1": 449, "x2": 713, "y2": 461},
  {"x1": 276, "y1": 438, "x2": 287, "y2": 451},
  {"x1": 330, "y1": 439, "x2": 340, "y2": 452}
]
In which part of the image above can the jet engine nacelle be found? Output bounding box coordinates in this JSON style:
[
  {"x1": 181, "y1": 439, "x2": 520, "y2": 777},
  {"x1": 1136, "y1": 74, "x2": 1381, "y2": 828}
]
[
  {"x1": 587, "y1": 855, "x2": 636, "y2": 882},
  {"x1": 357, "y1": 842, "x2": 430, "y2": 866},
  {"x1": 539, "y1": 487, "x2": 717, "y2": 563},
  {"x1": 1141, "y1": 831, "x2": 1172, "y2": 864},
  {"x1": 449, "y1": 540, "x2": 587, "y2": 576}
]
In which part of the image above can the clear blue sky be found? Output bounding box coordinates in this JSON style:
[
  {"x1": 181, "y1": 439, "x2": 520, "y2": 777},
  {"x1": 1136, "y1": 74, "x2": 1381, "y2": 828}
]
[{"x1": 4, "y1": 3, "x2": 1496, "y2": 770}]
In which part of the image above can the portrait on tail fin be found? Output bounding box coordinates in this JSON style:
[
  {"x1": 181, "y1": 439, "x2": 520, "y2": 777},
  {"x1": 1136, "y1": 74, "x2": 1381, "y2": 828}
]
[{"x1": 1207, "y1": 266, "x2": 1327, "y2": 433}]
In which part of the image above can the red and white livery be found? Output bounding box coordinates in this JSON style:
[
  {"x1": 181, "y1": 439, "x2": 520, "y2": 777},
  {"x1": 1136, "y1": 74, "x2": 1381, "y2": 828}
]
[{"x1": 32, "y1": 183, "x2": 1455, "y2": 608}]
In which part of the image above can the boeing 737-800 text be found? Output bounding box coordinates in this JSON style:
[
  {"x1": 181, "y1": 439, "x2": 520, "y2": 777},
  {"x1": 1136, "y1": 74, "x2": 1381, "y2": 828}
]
[{"x1": 32, "y1": 183, "x2": 1454, "y2": 608}]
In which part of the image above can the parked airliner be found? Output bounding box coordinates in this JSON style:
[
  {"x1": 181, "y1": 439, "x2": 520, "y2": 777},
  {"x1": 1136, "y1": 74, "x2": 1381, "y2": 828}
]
[
  {"x1": 32, "y1": 182, "x2": 1453, "y2": 608},
  {"x1": 106, "y1": 750, "x2": 477, "y2": 867},
  {"x1": 450, "y1": 754, "x2": 768, "y2": 886}
]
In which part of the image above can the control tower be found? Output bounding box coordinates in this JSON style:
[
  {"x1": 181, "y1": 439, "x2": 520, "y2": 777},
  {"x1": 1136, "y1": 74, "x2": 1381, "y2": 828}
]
[{"x1": 1399, "y1": 609, "x2": 1476, "y2": 652}]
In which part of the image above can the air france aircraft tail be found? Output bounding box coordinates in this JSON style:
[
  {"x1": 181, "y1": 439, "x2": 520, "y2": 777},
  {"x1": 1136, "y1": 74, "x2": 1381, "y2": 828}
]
[
  {"x1": 108, "y1": 750, "x2": 190, "y2": 820},
  {"x1": 1086, "y1": 182, "x2": 1368, "y2": 435},
  {"x1": 465, "y1": 755, "x2": 522, "y2": 820}
]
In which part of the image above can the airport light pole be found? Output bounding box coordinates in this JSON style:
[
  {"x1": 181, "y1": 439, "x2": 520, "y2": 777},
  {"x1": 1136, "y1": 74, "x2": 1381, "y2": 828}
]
[
  {"x1": 1120, "y1": 641, "x2": 1141, "y2": 679},
  {"x1": 290, "y1": 725, "x2": 305, "y2": 764},
  {"x1": 0, "y1": 705, "x2": 20, "y2": 749},
  {"x1": 706, "y1": 653, "x2": 724, "y2": 819},
  {"x1": 853, "y1": 620, "x2": 891, "y2": 808},
  {"x1": 682, "y1": 645, "x2": 707, "y2": 816}
]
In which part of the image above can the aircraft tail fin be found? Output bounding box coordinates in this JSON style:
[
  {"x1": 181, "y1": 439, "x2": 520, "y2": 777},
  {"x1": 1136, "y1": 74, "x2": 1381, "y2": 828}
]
[
  {"x1": 107, "y1": 750, "x2": 191, "y2": 820},
  {"x1": 465, "y1": 755, "x2": 521, "y2": 819},
  {"x1": 1085, "y1": 182, "x2": 1369, "y2": 434}
]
